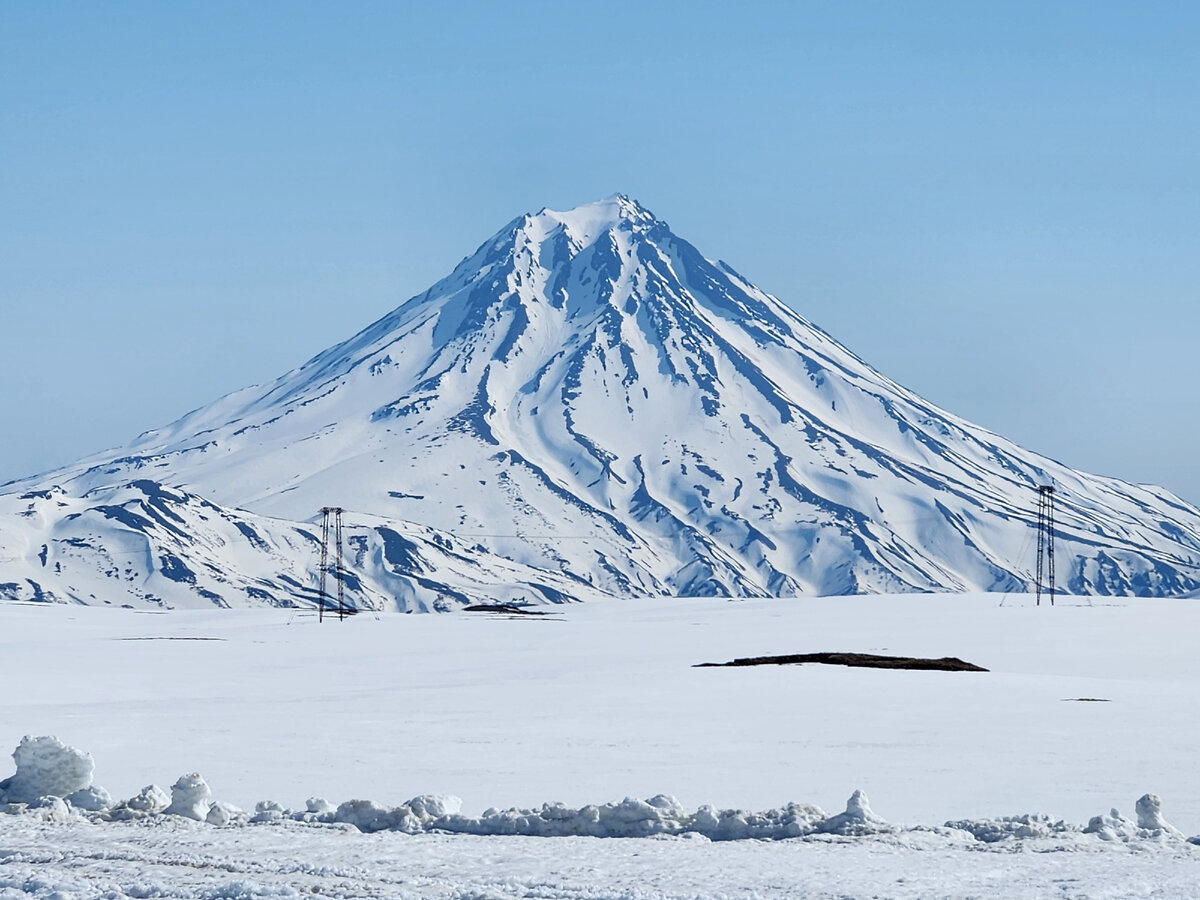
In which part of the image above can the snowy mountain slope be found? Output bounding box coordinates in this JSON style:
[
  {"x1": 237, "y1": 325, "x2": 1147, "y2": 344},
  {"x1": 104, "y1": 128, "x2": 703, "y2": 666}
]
[
  {"x1": 4, "y1": 195, "x2": 1200, "y2": 607},
  {"x1": 0, "y1": 482, "x2": 600, "y2": 610}
]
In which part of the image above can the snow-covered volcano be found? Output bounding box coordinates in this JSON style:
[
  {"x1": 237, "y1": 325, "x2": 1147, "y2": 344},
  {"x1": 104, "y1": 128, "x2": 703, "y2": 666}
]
[{"x1": 4, "y1": 195, "x2": 1200, "y2": 609}]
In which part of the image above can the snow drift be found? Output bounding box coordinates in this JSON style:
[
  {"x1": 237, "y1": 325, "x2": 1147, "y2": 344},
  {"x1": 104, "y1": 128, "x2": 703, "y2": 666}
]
[{"x1": 1, "y1": 736, "x2": 1194, "y2": 847}]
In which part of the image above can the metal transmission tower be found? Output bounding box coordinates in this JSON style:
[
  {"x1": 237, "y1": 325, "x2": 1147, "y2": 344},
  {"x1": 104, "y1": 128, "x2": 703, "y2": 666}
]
[
  {"x1": 318, "y1": 507, "x2": 346, "y2": 622},
  {"x1": 1035, "y1": 486, "x2": 1056, "y2": 606}
]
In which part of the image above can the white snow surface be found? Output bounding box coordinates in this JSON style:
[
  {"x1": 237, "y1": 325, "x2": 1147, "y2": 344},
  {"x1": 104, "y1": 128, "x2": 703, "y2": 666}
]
[
  {"x1": 4, "y1": 817, "x2": 1198, "y2": 900},
  {"x1": 2, "y1": 593, "x2": 1200, "y2": 896},
  {"x1": 4, "y1": 196, "x2": 1200, "y2": 609}
]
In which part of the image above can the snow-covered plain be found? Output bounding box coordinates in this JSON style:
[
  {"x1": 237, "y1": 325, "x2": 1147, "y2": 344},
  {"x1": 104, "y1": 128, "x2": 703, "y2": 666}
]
[{"x1": 2, "y1": 592, "x2": 1199, "y2": 897}]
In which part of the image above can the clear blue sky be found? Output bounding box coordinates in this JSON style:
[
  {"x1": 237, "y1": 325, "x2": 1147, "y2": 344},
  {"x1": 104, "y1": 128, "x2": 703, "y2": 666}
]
[{"x1": 3, "y1": 2, "x2": 1198, "y2": 502}]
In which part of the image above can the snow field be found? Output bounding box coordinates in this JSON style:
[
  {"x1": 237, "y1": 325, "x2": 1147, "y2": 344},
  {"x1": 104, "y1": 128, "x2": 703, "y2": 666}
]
[
  {"x1": 2, "y1": 816, "x2": 1197, "y2": 900},
  {"x1": 3, "y1": 593, "x2": 1200, "y2": 896},
  {"x1": 2, "y1": 593, "x2": 1200, "y2": 830}
]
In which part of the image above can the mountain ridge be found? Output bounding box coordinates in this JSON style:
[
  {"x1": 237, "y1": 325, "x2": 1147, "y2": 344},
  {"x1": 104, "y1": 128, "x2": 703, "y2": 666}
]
[{"x1": 4, "y1": 196, "x2": 1200, "y2": 608}]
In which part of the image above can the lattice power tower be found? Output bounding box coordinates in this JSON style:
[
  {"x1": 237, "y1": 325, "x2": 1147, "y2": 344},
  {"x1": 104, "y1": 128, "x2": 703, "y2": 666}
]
[
  {"x1": 1035, "y1": 485, "x2": 1056, "y2": 605},
  {"x1": 318, "y1": 506, "x2": 346, "y2": 622}
]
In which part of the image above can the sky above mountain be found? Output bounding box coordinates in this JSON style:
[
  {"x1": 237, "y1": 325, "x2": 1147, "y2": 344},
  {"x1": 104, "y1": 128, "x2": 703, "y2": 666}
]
[{"x1": 3, "y1": 2, "x2": 1199, "y2": 501}]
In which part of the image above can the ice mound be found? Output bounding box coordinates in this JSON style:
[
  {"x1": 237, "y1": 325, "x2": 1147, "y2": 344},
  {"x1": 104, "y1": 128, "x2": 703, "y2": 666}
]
[
  {"x1": 1084, "y1": 794, "x2": 1189, "y2": 842},
  {"x1": 443, "y1": 796, "x2": 685, "y2": 838},
  {"x1": 313, "y1": 792, "x2": 831, "y2": 840},
  {"x1": 408, "y1": 793, "x2": 463, "y2": 818},
  {"x1": 305, "y1": 797, "x2": 335, "y2": 815},
  {"x1": 326, "y1": 794, "x2": 462, "y2": 834},
  {"x1": 206, "y1": 801, "x2": 241, "y2": 826},
  {"x1": 66, "y1": 785, "x2": 113, "y2": 812},
  {"x1": 691, "y1": 800, "x2": 828, "y2": 840},
  {"x1": 949, "y1": 795, "x2": 1188, "y2": 844},
  {"x1": 250, "y1": 800, "x2": 287, "y2": 824},
  {"x1": 29, "y1": 795, "x2": 76, "y2": 823},
  {"x1": 1134, "y1": 793, "x2": 1184, "y2": 838},
  {"x1": 816, "y1": 790, "x2": 893, "y2": 836},
  {"x1": 0, "y1": 735, "x2": 95, "y2": 803},
  {"x1": 0, "y1": 738, "x2": 1192, "y2": 848},
  {"x1": 164, "y1": 773, "x2": 214, "y2": 821},
  {"x1": 427, "y1": 794, "x2": 832, "y2": 840},
  {"x1": 333, "y1": 799, "x2": 420, "y2": 833},
  {"x1": 111, "y1": 784, "x2": 171, "y2": 819},
  {"x1": 946, "y1": 812, "x2": 1076, "y2": 843},
  {"x1": 1084, "y1": 808, "x2": 1141, "y2": 842}
]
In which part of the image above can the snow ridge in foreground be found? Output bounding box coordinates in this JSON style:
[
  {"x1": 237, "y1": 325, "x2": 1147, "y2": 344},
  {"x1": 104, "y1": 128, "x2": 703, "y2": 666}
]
[{"x1": 1, "y1": 736, "x2": 1195, "y2": 847}]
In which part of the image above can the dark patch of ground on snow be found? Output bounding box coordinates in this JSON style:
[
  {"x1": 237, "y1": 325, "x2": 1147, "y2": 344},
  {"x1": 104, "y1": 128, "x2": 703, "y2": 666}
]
[
  {"x1": 464, "y1": 603, "x2": 550, "y2": 616},
  {"x1": 117, "y1": 636, "x2": 227, "y2": 641},
  {"x1": 695, "y1": 651, "x2": 988, "y2": 672}
]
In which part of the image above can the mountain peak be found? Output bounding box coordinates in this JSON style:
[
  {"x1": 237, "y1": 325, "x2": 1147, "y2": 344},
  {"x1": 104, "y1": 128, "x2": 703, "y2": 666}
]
[{"x1": 525, "y1": 194, "x2": 658, "y2": 250}]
